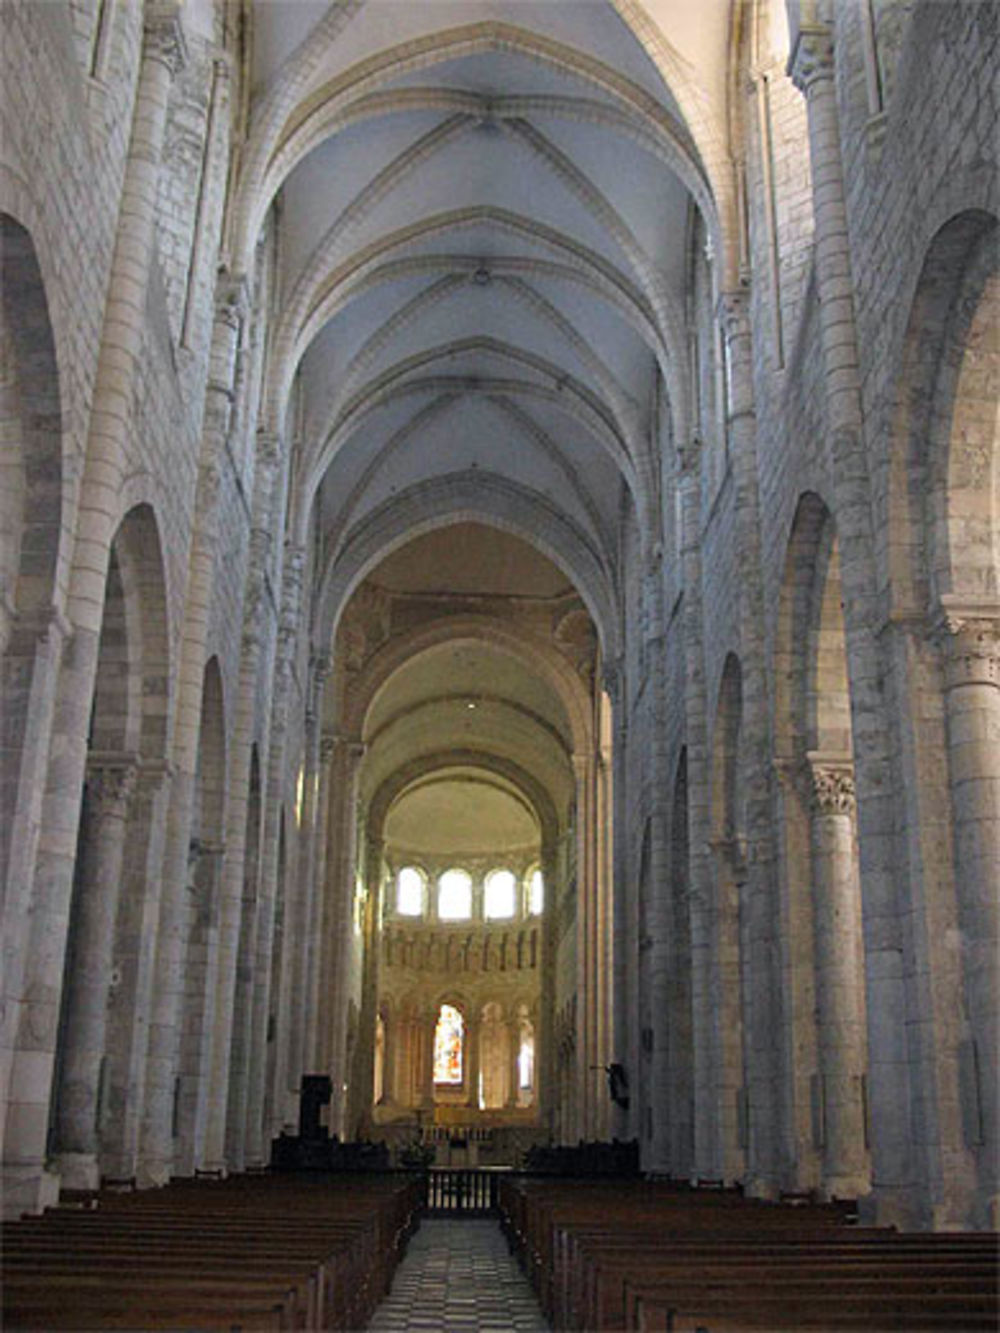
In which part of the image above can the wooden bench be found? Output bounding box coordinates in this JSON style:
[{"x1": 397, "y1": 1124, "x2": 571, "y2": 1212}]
[
  {"x1": 497, "y1": 1176, "x2": 1000, "y2": 1333},
  {"x1": 3, "y1": 1171, "x2": 423, "y2": 1331}
]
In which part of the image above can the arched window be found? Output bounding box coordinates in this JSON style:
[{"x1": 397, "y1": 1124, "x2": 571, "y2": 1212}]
[
  {"x1": 528, "y1": 867, "x2": 544, "y2": 915},
  {"x1": 437, "y1": 868, "x2": 472, "y2": 920},
  {"x1": 433, "y1": 1004, "x2": 464, "y2": 1084},
  {"x1": 484, "y1": 868, "x2": 516, "y2": 920},
  {"x1": 396, "y1": 865, "x2": 424, "y2": 916}
]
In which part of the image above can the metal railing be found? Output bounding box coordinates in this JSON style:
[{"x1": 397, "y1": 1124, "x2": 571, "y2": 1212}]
[{"x1": 423, "y1": 1167, "x2": 506, "y2": 1214}]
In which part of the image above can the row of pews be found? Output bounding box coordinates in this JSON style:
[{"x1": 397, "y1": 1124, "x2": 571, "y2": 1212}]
[
  {"x1": 2, "y1": 1170, "x2": 423, "y2": 1330},
  {"x1": 498, "y1": 1176, "x2": 1000, "y2": 1331}
]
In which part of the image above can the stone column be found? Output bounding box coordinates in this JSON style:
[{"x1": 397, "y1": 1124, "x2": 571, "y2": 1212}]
[
  {"x1": 506, "y1": 1018, "x2": 522, "y2": 1109},
  {"x1": 54, "y1": 756, "x2": 138, "y2": 1188},
  {"x1": 464, "y1": 1012, "x2": 481, "y2": 1111},
  {"x1": 676, "y1": 435, "x2": 718, "y2": 1180},
  {"x1": 140, "y1": 271, "x2": 249, "y2": 1186},
  {"x1": 319, "y1": 737, "x2": 366, "y2": 1143},
  {"x1": 938, "y1": 612, "x2": 1000, "y2": 1224},
  {"x1": 304, "y1": 729, "x2": 336, "y2": 1071},
  {"x1": 420, "y1": 1012, "x2": 436, "y2": 1111},
  {"x1": 4, "y1": 5, "x2": 186, "y2": 1218},
  {"x1": 806, "y1": 755, "x2": 870, "y2": 1199},
  {"x1": 718, "y1": 289, "x2": 782, "y2": 1195},
  {"x1": 708, "y1": 835, "x2": 747, "y2": 1185},
  {"x1": 790, "y1": 23, "x2": 915, "y2": 1225},
  {"x1": 100, "y1": 758, "x2": 173, "y2": 1182},
  {"x1": 290, "y1": 654, "x2": 330, "y2": 1085},
  {"x1": 199, "y1": 434, "x2": 287, "y2": 1172},
  {"x1": 572, "y1": 751, "x2": 600, "y2": 1137}
]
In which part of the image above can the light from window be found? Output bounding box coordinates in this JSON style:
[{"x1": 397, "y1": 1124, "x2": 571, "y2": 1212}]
[
  {"x1": 529, "y1": 868, "x2": 544, "y2": 915},
  {"x1": 433, "y1": 1004, "x2": 464, "y2": 1083},
  {"x1": 518, "y1": 1029, "x2": 535, "y2": 1090},
  {"x1": 438, "y1": 869, "x2": 472, "y2": 920},
  {"x1": 396, "y1": 866, "x2": 423, "y2": 916},
  {"x1": 484, "y1": 868, "x2": 516, "y2": 919}
]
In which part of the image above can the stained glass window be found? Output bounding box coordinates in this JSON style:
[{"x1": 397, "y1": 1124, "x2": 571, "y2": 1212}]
[
  {"x1": 528, "y1": 868, "x2": 544, "y2": 915},
  {"x1": 433, "y1": 1004, "x2": 464, "y2": 1083},
  {"x1": 396, "y1": 866, "x2": 423, "y2": 916},
  {"x1": 437, "y1": 869, "x2": 472, "y2": 920},
  {"x1": 484, "y1": 868, "x2": 516, "y2": 919}
]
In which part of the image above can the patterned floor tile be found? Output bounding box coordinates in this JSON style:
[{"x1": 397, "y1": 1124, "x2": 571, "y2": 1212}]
[{"x1": 367, "y1": 1219, "x2": 550, "y2": 1331}]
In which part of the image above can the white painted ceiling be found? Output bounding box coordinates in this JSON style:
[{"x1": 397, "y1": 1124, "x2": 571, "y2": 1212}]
[{"x1": 244, "y1": 0, "x2": 732, "y2": 856}]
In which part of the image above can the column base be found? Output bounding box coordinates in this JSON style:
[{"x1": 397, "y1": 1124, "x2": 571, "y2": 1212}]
[
  {"x1": 857, "y1": 1182, "x2": 921, "y2": 1230},
  {"x1": 743, "y1": 1173, "x2": 781, "y2": 1202},
  {"x1": 136, "y1": 1155, "x2": 172, "y2": 1189},
  {"x1": 54, "y1": 1151, "x2": 100, "y2": 1191},
  {"x1": 819, "y1": 1171, "x2": 870, "y2": 1202},
  {"x1": 2, "y1": 1162, "x2": 62, "y2": 1218}
]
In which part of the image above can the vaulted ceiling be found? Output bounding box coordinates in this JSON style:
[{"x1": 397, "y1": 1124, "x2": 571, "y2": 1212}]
[{"x1": 234, "y1": 0, "x2": 738, "y2": 852}]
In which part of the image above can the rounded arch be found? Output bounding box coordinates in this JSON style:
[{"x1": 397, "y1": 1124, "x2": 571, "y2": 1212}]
[
  {"x1": 774, "y1": 491, "x2": 850, "y2": 760},
  {"x1": 109, "y1": 504, "x2": 172, "y2": 762},
  {"x1": 342, "y1": 612, "x2": 594, "y2": 760},
  {"x1": 368, "y1": 750, "x2": 559, "y2": 859},
  {"x1": 317, "y1": 477, "x2": 619, "y2": 664},
  {"x1": 711, "y1": 652, "x2": 746, "y2": 850},
  {"x1": 0, "y1": 212, "x2": 63, "y2": 632},
  {"x1": 888, "y1": 209, "x2": 999, "y2": 616}
]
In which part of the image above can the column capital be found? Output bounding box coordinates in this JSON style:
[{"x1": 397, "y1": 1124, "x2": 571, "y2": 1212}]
[
  {"x1": 143, "y1": 3, "x2": 188, "y2": 78},
  {"x1": 806, "y1": 753, "x2": 856, "y2": 816},
  {"x1": 716, "y1": 288, "x2": 752, "y2": 342},
  {"x1": 86, "y1": 752, "x2": 140, "y2": 818},
  {"x1": 256, "y1": 430, "x2": 283, "y2": 468},
  {"x1": 788, "y1": 23, "x2": 835, "y2": 96},
  {"x1": 214, "y1": 270, "x2": 251, "y2": 330},
  {"x1": 677, "y1": 433, "x2": 702, "y2": 478},
  {"x1": 320, "y1": 731, "x2": 338, "y2": 765},
  {"x1": 936, "y1": 608, "x2": 1000, "y2": 689}
]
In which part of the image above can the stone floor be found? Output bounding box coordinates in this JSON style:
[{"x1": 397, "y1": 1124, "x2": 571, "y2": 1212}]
[{"x1": 367, "y1": 1218, "x2": 550, "y2": 1331}]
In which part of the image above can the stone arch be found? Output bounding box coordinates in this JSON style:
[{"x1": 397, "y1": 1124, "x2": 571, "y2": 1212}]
[
  {"x1": 105, "y1": 504, "x2": 172, "y2": 762},
  {"x1": 1, "y1": 213, "x2": 65, "y2": 897},
  {"x1": 888, "y1": 210, "x2": 1000, "y2": 1222},
  {"x1": 343, "y1": 612, "x2": 593, "y2": 763},
  {"x1": 889, "y1": 209, "x2": 999, "y2": 615},
  {"x1": 318, "y1": 476, "x2": 619, "y2": 665},
  {"x1": 773, "y1": 492, "x2": 869, "y2": 1199},
  {"x1": 47, "y1": 503, "x2": 172, "y2": 1185},
  {"x1": 0, "y1": 213, "x2": 62, "y2": 635}
]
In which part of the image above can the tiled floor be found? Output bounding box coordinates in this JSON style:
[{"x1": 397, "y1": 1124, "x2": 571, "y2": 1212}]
[{"x1": 368, "y1": 1218, "x2": 550, "y2": 1331}]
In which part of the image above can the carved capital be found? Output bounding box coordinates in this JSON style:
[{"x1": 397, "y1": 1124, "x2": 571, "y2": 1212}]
[
  {"x1": 937, "y1": 614, "x2": 1000, "y2": 689},
  {"x1": 86, "y1": 755, "x2": 139, "y2": 820},
  {"x1": 716, "y1": 289, "x2": 751, "y2": 344},
  {"x1": 143, "y1": 4, "x2": 188, "y2": 78},
  {"x1": 256, "y1": 430, "x2": 282, "y2": 468},
  {"x1": 214, "y1": 271, "x2": 250, "y2": 331},
  {"x1": 320, "y1": 732, "x2": 337, "y2": 765},
  {"x1": 788, "y1": 23, "x2": 834, "y2": 96},
  {"x1": 807, "y1": 756, "x2": 856, "y2": 817},
  {"x1": 677, "y1": 434, "x2": 702, "y2": 478}
]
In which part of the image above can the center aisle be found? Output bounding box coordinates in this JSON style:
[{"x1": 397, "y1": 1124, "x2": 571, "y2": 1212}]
[{"x1": 367, "y1": 1218, "x2": 550, "y2": 1332}]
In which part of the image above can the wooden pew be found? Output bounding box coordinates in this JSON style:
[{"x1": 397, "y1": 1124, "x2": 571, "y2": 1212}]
[
  {"x1": 2, "y1": 1170, "x2": 423, "y2": 1331},
  {"x1": 497, "y1": 1175, "x2": 1000, "y2": 1333}
]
